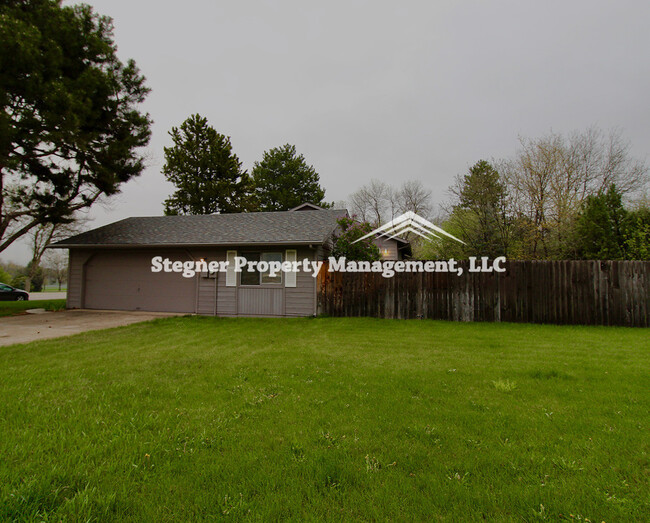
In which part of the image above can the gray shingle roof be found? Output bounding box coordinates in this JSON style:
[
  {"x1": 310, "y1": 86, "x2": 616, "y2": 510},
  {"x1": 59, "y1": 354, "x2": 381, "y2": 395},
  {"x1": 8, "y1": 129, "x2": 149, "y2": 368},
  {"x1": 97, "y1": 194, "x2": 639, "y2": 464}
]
[{"x1": 51, "y1": 209, "x2": 348, "y2": 248}]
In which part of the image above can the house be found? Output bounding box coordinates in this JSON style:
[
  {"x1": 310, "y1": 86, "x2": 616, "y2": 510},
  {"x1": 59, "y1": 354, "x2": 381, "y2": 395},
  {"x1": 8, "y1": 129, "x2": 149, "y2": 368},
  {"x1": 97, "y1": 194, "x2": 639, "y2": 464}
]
[
  {"x1": 374, "y1": 235, "x2": 411, "y2": 261},
  {"x1": 51, "y1": 206, "x2": 410, "y2": 317}
]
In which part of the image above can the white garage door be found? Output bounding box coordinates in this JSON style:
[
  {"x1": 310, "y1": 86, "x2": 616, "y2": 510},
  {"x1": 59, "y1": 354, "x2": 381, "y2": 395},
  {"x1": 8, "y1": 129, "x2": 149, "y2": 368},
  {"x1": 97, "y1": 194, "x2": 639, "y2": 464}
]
[{"x1": 84, "y1": 251, "x2": 197, "y2": 313}]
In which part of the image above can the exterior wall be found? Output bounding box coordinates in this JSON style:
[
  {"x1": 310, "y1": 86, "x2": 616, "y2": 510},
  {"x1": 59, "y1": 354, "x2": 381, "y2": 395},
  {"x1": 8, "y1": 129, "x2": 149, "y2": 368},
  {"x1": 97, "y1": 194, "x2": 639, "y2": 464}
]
[
  {"x1": 191, "y1": 249, "x2": 219, "y2": 315},
  {"x1": 66, "y1": 246, "x2": 317, "y2": 317},
  {"x1": 238, "y1": 287, "x2": 284, "y2": 316},
  {"x1": 374, "y1": 238, "x2": 399, "y2": 260},
  {"x1": 216, "y1": 250, "x2": 237, "y2": 316},
  {"x1": 284, "y1": 247, "x2": 317, "y2": 316},
  {"x1": 83, "y1": 249, "x2": 197, "y2": 313},
  {"x1": 229, "y1": 246, "x2": 317, "y2": 317},
  {"x1": 67, "y1": 249, "x2": 93, "y2": 308},
  {"x1": 197, "y1": 275, "x2": 217, "y2": 315}
]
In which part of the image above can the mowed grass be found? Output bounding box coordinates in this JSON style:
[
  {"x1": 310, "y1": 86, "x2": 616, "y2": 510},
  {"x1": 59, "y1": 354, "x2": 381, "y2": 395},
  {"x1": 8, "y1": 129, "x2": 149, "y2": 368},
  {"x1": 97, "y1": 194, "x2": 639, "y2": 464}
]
[
  {"x1": 0, "y1": 317, "x2": 648, "y2": 521},
  {"x1": 41, "y1": 285, "x2": 67, "y2": 292},
  {"x1": 0, "y1": 299, "x2": 66, "y2": 317}
]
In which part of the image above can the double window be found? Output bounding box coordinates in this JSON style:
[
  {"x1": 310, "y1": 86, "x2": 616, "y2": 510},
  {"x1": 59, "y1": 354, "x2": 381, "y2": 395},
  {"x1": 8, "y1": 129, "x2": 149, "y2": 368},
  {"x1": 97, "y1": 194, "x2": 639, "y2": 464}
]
[{"x1": 240, "y1": 252, "x2": 283, "y2": 286}]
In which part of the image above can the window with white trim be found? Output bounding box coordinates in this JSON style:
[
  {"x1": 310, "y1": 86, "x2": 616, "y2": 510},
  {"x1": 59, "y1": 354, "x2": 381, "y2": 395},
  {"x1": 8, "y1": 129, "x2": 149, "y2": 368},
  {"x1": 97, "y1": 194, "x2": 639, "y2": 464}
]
[{"x1": 240, "y1": 252, "x2": 283, "y2": 286}]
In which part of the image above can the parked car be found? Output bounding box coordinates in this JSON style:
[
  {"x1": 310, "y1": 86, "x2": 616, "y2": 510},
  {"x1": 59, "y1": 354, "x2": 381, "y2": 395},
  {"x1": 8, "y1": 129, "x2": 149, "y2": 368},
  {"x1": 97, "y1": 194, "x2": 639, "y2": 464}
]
[{"x1": 0, "y1": 283, "x2": 29, "y2": 301}]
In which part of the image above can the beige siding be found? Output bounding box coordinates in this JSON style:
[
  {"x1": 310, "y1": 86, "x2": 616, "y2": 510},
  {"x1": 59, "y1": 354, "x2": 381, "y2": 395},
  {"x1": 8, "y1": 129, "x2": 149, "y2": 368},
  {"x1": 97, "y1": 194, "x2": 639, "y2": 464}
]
[
  {"x1": 374, "y1": 238, "x2": 399, "y2": 260},
  {"x1": 66, "y1": 245, "x2": 318, "y2": 317},
  {"x1": 196, "y1": 274, "x2": 217, "y2": 315},
  {"x1": 315, "y1": 245, "x2": 327, "y2": 261},
  {"x1": 189, "y1": 249, "x2": 219, "y2": 316},
  {"x1": 215, "y1": 250, "x2": 236, "y2": 316},
  {"x1": 284, "y1": 247, "x2": 317, "y2": 316},
  {"x1": 217, "y1": 286, "x2": 237, "y2": 315},
  {"x1": 67, "y1": 249, "x2": 93, "y2": 308},
  {"x1": 83, "y1": 249, "x2": 197, "y2": 313},
  {"x1": 222, "y1": 246, "x2": 316, "y2": 317},
  {"x1": 238, "y1": 287, "x2": 283, "y2": 316}
]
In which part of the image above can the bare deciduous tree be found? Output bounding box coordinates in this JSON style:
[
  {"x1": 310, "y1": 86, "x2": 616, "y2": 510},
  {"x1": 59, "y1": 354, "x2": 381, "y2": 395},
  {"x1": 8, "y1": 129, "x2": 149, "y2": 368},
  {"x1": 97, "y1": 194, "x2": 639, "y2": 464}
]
[
  {"x1": 348, "y1": 180, "x2": 392, "y2": 225},
  {"x1": 43, "y1": 250, "x2": 68, "y2": 291},
  {"x1": 348, "y1": 179, "x2": 433, "y2": 225},
  {"x1": 502, "y1": 127, "x2": 648, "y2": 257},
  {"x1": 24, "y1": 217, "x2": 88, "y2": 291},
  {"x1": 28, "y1": 219, "x2": 87, "y2": 268},
  {"x1": 397, "y1": 180, "x2": 433, "y2": 217}
]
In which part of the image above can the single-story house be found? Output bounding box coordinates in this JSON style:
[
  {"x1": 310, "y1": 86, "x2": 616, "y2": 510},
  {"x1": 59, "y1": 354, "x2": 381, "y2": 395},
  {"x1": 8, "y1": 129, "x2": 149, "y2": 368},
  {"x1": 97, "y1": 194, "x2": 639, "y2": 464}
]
[{"x1": 50, "y1": 205, "x2": 410, "y2": 317}]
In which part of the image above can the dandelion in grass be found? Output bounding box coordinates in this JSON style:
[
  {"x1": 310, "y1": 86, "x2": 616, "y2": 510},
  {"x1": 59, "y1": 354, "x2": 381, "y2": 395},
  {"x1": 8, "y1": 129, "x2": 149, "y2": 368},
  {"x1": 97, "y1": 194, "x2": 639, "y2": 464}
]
[
  {"x1": 447, "y1": 471, "x2": 469, "y2": 483},
  {"x1": 493, "y1": 378, "x2": 517, "y2": 392},
  {"x1": 365, "y1": 455, "x2": 380, "y2": 473}
]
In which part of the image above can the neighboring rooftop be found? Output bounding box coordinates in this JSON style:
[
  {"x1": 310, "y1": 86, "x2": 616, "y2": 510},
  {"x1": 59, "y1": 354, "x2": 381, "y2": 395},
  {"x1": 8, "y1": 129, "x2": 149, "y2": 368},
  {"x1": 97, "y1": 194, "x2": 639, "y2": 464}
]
[
  {"x1": 288, "y1": 203, "x2": 325, "y2": 211},
  {"x1": 51, "y1": 208, "x2": 348, "y2": 248}
]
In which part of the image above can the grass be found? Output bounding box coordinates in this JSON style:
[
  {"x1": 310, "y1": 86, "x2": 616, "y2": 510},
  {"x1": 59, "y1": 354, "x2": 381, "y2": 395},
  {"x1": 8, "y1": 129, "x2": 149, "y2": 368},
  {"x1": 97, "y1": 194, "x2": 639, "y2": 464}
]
[
  {"x1": 0, "y1": 317, "x2": 648, "y2": 521},
  {"x1": 492, "y1": 378, "x2": 518, "y2": 392},
  {"x1": 40, "y1": 286, "x2": 67, "y2": 292},
  {"x1": 0, "y1": 298, "x2": 66, "y2": 317}
]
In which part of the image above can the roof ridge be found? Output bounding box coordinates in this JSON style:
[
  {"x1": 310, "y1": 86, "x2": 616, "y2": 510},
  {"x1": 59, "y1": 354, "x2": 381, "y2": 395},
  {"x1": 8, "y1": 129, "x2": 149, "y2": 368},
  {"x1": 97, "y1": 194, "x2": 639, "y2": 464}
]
[{"x1": 125, "y1": 208, "x2": 347, "y2": 219}]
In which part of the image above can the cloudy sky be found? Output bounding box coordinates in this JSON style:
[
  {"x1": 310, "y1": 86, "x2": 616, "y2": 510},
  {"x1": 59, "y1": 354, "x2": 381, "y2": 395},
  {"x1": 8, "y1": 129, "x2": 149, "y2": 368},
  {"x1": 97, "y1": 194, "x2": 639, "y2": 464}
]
[{"x1": 3, "y1": 0, "x2": 649, "y2": 263}]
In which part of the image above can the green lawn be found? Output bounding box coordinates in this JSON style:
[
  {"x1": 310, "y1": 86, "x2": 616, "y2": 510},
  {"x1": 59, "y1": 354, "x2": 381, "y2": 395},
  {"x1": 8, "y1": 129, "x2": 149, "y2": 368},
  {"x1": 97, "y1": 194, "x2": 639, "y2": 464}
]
[
  {"x1": 0, "y1": 299, "x2": 66, "y2": 317},
  {"x1": 0, "y1": 317, "x2": 648, "y2": 521},
  {"x1": 41, "y1": 285, "x2": 67, "y2": 292}
]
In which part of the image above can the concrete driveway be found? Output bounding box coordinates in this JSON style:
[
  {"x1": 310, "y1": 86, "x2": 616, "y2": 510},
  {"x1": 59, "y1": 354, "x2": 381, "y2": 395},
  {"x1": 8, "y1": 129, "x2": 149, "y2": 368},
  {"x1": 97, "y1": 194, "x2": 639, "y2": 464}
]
[{"x1": 0, "y1": 309, "x2": 182, "y2": 347}]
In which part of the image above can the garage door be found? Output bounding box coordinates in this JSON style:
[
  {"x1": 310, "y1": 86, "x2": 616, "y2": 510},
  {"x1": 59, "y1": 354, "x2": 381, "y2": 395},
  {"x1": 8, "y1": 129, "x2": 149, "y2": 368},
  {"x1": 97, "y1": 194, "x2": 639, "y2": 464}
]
[{"x1": 84, "y1": 251, "x2": 197, "y2": 313}]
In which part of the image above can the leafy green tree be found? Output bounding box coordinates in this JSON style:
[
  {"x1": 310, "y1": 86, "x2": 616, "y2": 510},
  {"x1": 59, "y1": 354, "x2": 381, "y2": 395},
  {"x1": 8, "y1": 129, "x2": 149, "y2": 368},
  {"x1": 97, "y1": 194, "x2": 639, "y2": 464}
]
[
  {"x1": 163, "y1": 114, "x2": 251, "y2": 215},
  {"x1": 503, "y1": 128, "x2": 648, "y2": 259},
  {"x1": 444, "y1": 160, "x2": 510, "y2": 258},
  {"x1": 11, "y1": 274, "x2": 26, "y2": 290},
  {"x1": 0, "y1": 267, "x2": 11, "y2": 284},
  {"x1": 24, "y1": 261, "x2": 44, "y2": 292},
  {"x1": 252, "y1": 144, "x2": 326, "y2": 211},
  {"x1": 0, "y1": 0, "x2": 152, "y2": 253},
  {"x1": 331, "y1": 216, "x2": 380, "y2": 261},
  {"x1": 624, "y1": 207, "x2": 650, "y2": 260},
  {"x1": 573, "y1": 185, "x2": 628, "y2": 259},
  {"x1": 415, "y1": 212, "x2": 470, "y2": 260}
]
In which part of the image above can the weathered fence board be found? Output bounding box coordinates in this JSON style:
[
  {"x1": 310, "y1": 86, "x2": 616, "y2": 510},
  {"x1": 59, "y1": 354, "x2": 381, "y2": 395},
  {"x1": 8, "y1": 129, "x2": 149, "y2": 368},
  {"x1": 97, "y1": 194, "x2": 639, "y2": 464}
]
[{"x1": 317, "y1": 260, "x2": 650, "y2": 327}]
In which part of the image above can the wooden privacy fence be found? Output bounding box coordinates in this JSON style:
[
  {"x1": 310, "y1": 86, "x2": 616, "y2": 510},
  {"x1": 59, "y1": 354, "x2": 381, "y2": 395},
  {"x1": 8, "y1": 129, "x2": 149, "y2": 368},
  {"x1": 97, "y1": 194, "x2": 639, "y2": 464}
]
[{"x1": 317, "y1": 260, "x2": 650, "y2": 327}]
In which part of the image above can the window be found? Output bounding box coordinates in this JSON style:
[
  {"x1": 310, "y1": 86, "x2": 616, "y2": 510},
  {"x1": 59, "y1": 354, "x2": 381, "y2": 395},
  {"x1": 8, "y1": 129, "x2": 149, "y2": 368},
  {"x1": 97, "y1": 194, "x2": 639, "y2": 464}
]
[
  {"x1": 240, "y1": 252, "x2": 260, "y2": 286},
  {"x1": 285, "y1": 249, "x2": 297, "y2": 287},
  {"x1": 226, "y1": 251, "x2": 237, "y2": 287},
  {"x1": 240, "y1": 252, "x2": 283, "y2": 286},
  {"x1": 261, "y1": 252, "x2": 282, "y2": 284}
]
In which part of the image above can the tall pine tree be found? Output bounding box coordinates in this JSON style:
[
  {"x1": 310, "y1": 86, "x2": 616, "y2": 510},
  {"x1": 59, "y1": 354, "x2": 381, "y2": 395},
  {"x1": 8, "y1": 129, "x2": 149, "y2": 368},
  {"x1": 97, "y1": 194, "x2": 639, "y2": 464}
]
[
  {"x1": 573, "y1": 184, "x2": 628, "y2": 259},
  {"x1": 163, "y1": 114, "x2": 251, "y2": 215},
  {"x1": 453, "y1": 160, "x2": 510, "y2": 258},
  {"x1": 251, "y1": 144, "x2": 326, "y2": 211},
  {"x1": 1, "y1": 0, "x2": 152, "y2": 253}
]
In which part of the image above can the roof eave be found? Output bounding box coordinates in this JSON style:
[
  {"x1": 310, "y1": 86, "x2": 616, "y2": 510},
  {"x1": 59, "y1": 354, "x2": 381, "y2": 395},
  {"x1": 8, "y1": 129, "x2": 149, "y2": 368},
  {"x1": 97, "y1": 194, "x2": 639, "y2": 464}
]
[{"x1": 47, "y1": 240, "x2": 328, "y2": 249}]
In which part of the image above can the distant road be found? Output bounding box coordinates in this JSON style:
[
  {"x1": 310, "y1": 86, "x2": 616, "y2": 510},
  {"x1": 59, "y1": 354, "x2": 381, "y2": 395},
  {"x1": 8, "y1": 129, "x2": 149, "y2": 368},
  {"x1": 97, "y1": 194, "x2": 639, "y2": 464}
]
[{"x1": 28, "y1": 292, "x2": 67, "y2": 301}]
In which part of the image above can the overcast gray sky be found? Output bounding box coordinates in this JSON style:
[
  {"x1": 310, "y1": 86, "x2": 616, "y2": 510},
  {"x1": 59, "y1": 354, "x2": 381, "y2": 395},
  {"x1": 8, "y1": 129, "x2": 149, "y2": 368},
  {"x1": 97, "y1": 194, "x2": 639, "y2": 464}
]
[{"x1": 3, "y1": 0, "x2": 649, "y2": 264}]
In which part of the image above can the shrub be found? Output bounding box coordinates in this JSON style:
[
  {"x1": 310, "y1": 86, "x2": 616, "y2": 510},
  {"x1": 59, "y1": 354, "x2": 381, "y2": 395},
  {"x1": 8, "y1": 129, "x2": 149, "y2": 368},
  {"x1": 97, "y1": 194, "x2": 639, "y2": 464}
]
[
  {"x1": 11, "y1": 275, "x2": 26, "y2": 290},
  {"x1": 0, "y1": 268, "x2": 12, "y2": 285},
  {"x1": 331, "y1": 216, "x2": 380, "y2": 261}
]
